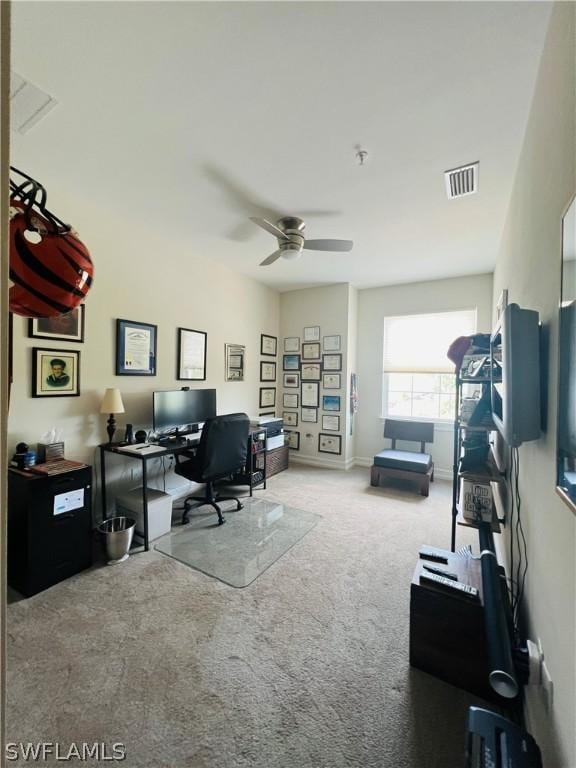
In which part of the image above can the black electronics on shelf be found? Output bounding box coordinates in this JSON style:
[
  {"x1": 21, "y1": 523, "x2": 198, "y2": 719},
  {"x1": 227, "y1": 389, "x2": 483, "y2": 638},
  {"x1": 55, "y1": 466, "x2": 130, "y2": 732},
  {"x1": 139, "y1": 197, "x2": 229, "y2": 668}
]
[{"x1": 225, "y1": 429, "x2": 267, "y2": 496}]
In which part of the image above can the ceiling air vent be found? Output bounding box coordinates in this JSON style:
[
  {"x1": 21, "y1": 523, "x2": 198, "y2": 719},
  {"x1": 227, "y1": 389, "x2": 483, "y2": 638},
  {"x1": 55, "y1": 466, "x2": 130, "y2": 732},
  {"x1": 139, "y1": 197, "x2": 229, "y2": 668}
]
[
  {"x1": 10, "y1": 72, "x2": 58, "y2": 135},
  {"x1": 444, "y1": 162, "x2": 479, "y2": 200}
]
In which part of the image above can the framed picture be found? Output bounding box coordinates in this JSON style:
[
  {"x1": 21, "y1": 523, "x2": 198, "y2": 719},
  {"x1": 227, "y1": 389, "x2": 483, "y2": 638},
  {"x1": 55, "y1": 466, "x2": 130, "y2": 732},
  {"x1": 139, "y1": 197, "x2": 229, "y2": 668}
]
[
  {"x1": 301, "y1": 362, "x2": 321, "y2": 381},
  {"x1": 302, "y1": 342, "x2": 321, "y2": 360},
  {"x1": 259, "y1": 411, "x2": 276, "y2": 417},
  {"x1": 283, "y1": 354, "x2": 300, "y2": 371},
  {"x1": 302, "y1": 381, "x2": 320, "y2": 407},
  {"x1": 284, "y1": 337, "x2": 300, "y2": 352},
  {"x1": 286, "y1": 430, "x2": 300, "y2": 450},
  {"x1": 318, "y1": 433, "x2": 341, "y2": 455},
  {"x1": 322, "y1": 414, "x2": 340, "y2": 431},
  {"x1": 301, "y1": 407, "x2": 318, "y2": 423},
  {"x1": 32, "y1": 347, "x2": 80, "y2": 397},
  {"x1": 28, "y1": 305, "x2": 85, "y2": 342},
  {"x1": 283, "y1": 393, "x2": 299, "y2": 408},
  {"x1": 303, "y1": 326, "x2": 320, "y2": 342},
  {"x1": 323, "y1": 373, "x2": 341, "y2": 389},
  {"x1": 116, "y1": 319, "x2": 157, "y2": 376},
  {"x1": 322, "y1": 353, "x2": 342, "y2": 371},
  {"x1": 260, "y1": 361, "x2": 277, "y2": 382},
  {"x1": 283, "y1": 372, "x2": 300, "y2": 388},
  {"x1": 261, "y1": 334, "x2": 277, "y2": 357},
  {"x1": 283, "y1": 411, "x2": 298, "y2": 427},
  {"x1": 323, "y1": 334, "x2": 341, "y2": 352},
  {"x1": 259, "y1": 387, "x2": 276, "y2": 408},
  {"x1": 177, "y1": 327, "x2": 207, "y2": 380},
  {"x1": 225, "y1": 343, "x2": 245, "y2": 381},
  {"x1": 323, "y1": 394, "x2": 341, "y2": 411}
]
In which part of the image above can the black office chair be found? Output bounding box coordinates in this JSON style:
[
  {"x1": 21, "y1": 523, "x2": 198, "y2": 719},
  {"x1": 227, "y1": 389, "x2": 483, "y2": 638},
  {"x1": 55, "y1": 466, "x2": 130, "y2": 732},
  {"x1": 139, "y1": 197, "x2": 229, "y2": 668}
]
[{"x1": 174, "y1": 413, "x2": 250, "y2": 526}]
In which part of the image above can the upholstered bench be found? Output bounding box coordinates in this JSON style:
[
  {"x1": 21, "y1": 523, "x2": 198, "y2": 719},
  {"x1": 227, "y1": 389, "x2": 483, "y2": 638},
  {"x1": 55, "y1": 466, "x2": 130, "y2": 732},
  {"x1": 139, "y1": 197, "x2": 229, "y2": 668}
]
[{"x1": 370, "y1": 420, "x2": 435, "y2": 497}]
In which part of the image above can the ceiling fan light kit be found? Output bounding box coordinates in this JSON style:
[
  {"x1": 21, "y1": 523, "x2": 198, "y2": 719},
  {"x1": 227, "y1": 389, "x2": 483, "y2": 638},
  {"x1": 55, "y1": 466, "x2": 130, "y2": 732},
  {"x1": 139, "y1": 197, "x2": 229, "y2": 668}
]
[{"x1": 250, "y1": 216, "x2": 353, "y2": 267}]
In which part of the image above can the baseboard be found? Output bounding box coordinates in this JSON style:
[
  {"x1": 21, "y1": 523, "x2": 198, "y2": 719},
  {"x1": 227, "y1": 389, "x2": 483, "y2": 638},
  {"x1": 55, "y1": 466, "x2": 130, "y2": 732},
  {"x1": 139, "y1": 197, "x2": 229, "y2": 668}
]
[
  {"x1": 353, "y1": 456, "x2": 451, "y2": 480},
  {"x1": 289, "y1": 454, "x2": 355, "y2": 470}
]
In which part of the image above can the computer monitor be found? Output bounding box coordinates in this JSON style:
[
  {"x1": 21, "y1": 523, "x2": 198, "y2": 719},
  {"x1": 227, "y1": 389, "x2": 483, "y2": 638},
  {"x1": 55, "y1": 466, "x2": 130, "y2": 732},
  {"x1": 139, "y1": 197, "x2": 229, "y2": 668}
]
[{"x1": 152, "y1": 388, "x2": 217, "y2": 435}]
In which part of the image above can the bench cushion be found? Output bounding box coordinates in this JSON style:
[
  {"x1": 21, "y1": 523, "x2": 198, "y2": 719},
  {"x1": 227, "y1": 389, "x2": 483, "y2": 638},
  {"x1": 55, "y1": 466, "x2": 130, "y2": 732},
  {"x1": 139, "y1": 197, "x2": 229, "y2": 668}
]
[{"x1": 373, "y1": 449, "x2": 432, "y2": 474}]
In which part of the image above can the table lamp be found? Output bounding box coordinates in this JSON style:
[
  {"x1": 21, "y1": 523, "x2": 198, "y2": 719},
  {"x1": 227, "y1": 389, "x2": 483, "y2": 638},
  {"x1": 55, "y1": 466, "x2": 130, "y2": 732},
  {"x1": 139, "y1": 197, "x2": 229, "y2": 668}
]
[{"x1": 100, "y1": 388, "x2": 125, "y2": 444}]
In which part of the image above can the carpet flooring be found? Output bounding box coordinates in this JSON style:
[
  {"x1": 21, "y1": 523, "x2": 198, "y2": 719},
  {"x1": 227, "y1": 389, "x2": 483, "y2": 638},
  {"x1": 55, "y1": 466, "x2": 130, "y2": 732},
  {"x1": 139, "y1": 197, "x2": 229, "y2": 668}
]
[{"x1": 7, "y1": 466, "x2": 487, "y2": 768}]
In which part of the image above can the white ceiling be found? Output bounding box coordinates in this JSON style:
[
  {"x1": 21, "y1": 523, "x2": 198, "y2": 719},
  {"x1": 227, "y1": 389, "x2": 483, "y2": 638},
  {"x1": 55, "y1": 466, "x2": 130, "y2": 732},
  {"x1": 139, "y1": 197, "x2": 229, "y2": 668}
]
[{"x1": 11, "y1": 2, "x2": 551, "y2": 292}]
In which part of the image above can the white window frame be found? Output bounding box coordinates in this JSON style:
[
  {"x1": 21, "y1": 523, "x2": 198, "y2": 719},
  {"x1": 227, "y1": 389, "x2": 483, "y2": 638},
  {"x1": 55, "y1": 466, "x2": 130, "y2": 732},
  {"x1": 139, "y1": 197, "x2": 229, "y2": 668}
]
[{"x1": 381, "y1": 308, "x2": 477, "y2": 427}]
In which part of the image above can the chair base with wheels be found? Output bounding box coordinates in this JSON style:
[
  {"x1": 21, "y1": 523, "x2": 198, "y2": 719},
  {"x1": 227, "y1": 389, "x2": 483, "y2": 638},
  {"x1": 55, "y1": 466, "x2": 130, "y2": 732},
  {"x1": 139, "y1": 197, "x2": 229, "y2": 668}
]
[{"x1": 182, "y1": 479, "x2": 243, "y2": 526}]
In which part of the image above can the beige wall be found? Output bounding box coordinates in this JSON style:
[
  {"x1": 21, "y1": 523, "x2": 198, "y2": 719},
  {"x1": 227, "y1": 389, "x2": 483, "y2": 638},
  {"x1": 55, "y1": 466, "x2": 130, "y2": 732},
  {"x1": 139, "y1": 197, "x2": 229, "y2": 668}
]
[
  {"x1": 355, "y1": 274, "x2": 493, "y2": 475},
  {"x1": 491, "y1": 4, "x2": 576, "y2": 765},
  {"x1": 8, "y1": 211, "x2": 280, "y2": 497}
]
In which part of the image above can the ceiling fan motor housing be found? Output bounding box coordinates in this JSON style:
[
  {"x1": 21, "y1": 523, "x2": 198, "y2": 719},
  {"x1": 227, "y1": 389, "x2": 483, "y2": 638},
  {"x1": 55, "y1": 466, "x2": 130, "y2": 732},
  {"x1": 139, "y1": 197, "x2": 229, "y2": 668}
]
[{"x1": 278, "y1": 217, "x2": 305, "y2": 258}]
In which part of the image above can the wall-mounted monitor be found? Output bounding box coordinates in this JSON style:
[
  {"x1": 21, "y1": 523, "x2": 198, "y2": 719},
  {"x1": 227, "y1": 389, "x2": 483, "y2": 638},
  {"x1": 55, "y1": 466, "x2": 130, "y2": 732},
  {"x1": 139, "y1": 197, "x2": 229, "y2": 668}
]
[{"x1": 490, "y1": 304, "x2": 541, "y2": 447}]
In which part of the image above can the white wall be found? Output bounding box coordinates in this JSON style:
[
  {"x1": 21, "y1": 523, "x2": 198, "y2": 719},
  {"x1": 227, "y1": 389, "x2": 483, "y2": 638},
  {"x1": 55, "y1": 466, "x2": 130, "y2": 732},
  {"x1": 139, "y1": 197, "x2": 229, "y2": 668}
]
[
  {"x1": 8, "y1": 209, "x2": 280, "y2": 505},
  {"x1": 355, "y1": 274, "x2": 493, "y2": 475},
  {"x1": 279, "y1": 283, "x2": 353, "y2": 467},
  {"x1": 491, "y1": 4, "x2": 575, "y2": 764}
]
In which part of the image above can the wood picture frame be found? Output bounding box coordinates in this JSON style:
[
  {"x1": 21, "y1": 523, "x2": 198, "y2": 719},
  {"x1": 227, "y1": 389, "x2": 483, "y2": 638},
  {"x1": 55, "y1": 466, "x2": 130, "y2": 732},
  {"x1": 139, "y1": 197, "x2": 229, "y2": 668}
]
[
  {"x1": 286, "y1": 430, "x2": 300, "y2": 450},
  {"x1": 177, "y1": 327, "x2": 207, "y2": 381},
  {"x1": 28, "y1": 304, "x2": 85, "y2": 343},
  {"x1": 116, "y1": 319, "x2": 157, "y2": 376},
  {"x1": 32, "y1": 347, "x2": 80, "y2": 397}
]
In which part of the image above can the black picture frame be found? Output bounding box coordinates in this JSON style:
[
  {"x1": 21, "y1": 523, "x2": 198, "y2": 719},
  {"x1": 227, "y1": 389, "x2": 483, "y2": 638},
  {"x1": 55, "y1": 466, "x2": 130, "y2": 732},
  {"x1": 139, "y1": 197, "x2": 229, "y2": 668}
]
[
  {"x1": 323, "y1": 373, "x2": 341, "y2": 389},
  {"x1": 285, "y1": 430, "x2": 300, "y2": 450},
  {"x1": 259, "y1": 387, "x2": 276, "y2": 408},
  {"x1": 283, "y1": 373, "x2": 300, "y2": 388},
  {"x1": 177, "y1": 327, "x2": 207, "y2": 381},
  {"x1": 322, "y1": 414, "x2": 340, "y2": 431},
  {"x1": 32, "y1": 347, "x2": 81, "y2": 397},
  {"x1": 259, "y1": 411, "x2": 276, "y2": 417},
  {"x1": 260, "y1": 360, "x2": 277, "y2": 382},
  {"x1": 322, "y1": 395, "x2": 341, "y2": 412},
  {"x1": 261, "y1": 334, "x2": 277, "y2": 357},
  {"x1": 301, "y1": 381, "x2": 320, "y2": 408},
  {"x1": 301, "y1": 407, "x2": 318, "y2": 423},
  {"x1": 116, "y1": 319, "x2": 157, "y2": 376},
  {"x1": 283, "y1": 411, "x2": 299, "y2": 427},
  {"x1": 318, "y1": 433, "x2": 342, "y2": 455},
  {"x1": 283, "y1": 393, "x2": 299, "y2": 408},
  {"x1": 302, "y1": 342, "x2": 321, "y2": 361},
  {"x1": 322, "y1": 353, "x2": 342, "y2": 372},
  {"x1": 283, "y1": 354, "x2": 301, "y2": 371},
  {"x1": 301, "y1": 362, "x2": 321, "y2": 381},
  {"x1": 28, "y1": 304, "x2": 85, "y2": 343}
]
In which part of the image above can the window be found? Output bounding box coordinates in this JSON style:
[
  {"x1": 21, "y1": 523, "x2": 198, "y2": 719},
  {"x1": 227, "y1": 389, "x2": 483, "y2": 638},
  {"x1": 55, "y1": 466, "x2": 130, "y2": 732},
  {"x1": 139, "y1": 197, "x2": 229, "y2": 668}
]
[{"x1": 382, "y1": 309, "x2": 477, "y2": 421}]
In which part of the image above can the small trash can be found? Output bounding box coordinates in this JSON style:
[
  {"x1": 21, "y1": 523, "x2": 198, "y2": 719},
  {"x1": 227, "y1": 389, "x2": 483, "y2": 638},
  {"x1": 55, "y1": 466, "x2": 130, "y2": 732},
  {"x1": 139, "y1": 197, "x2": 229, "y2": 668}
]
[{"x1": 98, "y1": 516, "x2": 136, "y2": 565}]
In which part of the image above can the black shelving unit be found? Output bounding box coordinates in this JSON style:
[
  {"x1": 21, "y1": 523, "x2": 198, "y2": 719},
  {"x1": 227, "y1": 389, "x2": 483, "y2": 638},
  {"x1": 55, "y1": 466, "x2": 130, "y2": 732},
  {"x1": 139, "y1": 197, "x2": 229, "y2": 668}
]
[
  {"x1": 450, "y1": 374, "x2": 503, "y2": 551},
  {"x1": 228, "y1": 428, "x2": 267, "y2": 496}
]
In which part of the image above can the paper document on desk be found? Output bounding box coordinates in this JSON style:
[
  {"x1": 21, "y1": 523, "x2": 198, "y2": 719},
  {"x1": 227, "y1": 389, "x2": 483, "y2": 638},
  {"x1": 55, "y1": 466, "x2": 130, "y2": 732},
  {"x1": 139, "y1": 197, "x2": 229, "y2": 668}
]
[{"x1": 116, "y1": 445, "x2": 165, "y2": 456}]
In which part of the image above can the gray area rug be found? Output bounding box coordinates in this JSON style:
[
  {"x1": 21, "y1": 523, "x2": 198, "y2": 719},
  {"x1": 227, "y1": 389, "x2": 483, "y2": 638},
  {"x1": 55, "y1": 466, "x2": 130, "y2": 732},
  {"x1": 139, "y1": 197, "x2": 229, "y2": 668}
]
[
  {"x1": 7, "y1": 466, "x2": 488, "y2": 768},
  {"x1": 155, "y1": 498, "x2": 321, "y2": 587}
]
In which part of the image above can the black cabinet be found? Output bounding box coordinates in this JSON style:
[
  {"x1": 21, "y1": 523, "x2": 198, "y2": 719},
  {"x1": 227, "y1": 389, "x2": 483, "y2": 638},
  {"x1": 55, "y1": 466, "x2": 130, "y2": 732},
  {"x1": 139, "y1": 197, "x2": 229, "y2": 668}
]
[{"x1": 8, "y1": 466, "x2": 93, "y2": 597}]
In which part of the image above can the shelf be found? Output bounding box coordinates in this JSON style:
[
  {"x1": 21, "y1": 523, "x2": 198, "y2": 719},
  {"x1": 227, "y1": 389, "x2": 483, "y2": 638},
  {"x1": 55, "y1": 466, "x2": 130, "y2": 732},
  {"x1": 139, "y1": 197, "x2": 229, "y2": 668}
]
[{"x1": 456, "y1": 506, "x2": 501, "y2": 534}]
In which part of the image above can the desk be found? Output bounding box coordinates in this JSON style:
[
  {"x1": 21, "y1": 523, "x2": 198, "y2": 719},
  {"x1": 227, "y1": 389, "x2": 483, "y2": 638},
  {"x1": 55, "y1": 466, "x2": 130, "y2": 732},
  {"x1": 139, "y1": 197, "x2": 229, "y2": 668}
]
[
  {"x1": 100, "y1": 439, "x2": 199, "y2": 552},
  {"x1": 99, "y1": 428, "x2": 266, "y2": 552}
]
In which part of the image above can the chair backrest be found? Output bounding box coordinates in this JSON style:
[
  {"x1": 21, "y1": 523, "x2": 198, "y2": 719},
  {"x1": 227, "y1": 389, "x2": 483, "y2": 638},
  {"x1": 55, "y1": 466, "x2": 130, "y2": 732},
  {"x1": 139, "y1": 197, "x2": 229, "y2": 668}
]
[
  {"x1": 384, "y1": 419, "x2": 434, "y2": 453},
  {"x1": 195, "y1": 412, "x2": 250, "y2": 481}
]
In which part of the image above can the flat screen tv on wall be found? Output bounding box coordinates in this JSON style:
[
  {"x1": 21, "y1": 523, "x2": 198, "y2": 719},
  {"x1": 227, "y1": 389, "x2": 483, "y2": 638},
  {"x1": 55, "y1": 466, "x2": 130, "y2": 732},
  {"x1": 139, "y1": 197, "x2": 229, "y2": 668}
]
[{"x1": 490, "y1": 303, "x2": 541, "y2": 448}]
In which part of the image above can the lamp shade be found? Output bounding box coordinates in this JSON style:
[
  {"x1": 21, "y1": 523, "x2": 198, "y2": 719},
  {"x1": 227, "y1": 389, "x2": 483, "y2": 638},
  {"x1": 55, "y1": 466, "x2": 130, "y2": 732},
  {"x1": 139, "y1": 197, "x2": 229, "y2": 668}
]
[{"x1": 100, "y1": 388, "x2": 125, "y2": 415}]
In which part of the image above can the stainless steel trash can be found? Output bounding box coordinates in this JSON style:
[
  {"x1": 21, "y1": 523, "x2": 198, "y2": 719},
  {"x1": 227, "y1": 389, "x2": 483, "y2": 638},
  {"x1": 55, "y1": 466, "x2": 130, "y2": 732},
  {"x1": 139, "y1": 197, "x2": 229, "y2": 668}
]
[{"x1": 98, "y1": 516, "x2": 135, "y2": 564}]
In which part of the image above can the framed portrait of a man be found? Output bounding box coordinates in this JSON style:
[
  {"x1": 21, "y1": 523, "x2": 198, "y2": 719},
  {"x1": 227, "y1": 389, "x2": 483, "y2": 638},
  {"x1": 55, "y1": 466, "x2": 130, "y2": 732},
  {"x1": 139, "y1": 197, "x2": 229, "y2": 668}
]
[
  {"x1": 28, "y1": 305, "x2": 85, "y2": 342},
  {"x1": 32, "y1": 348, "x2": 80, "y2": 397}
]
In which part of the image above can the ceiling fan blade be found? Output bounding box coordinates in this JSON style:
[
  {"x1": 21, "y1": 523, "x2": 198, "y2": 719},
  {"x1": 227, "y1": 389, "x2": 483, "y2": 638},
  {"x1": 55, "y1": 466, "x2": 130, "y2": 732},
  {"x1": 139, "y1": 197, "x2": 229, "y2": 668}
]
[
  {"x1": 259, "y1": 249, "x2": 284, "y2": 267},
  {"x1": 250, "y1": 217, "x2": 288, "y2": 240},
  {"x1": 304, "y1": 239, "x2": 353, "y2": 252}
]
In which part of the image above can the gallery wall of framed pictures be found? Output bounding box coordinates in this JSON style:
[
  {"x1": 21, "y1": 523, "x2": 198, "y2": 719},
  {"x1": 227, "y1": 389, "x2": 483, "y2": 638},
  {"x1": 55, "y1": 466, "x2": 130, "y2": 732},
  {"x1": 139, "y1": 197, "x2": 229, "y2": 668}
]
[
  {"x1": 259, "y1": 333, "x2": 277, "y2": 416},
  {"x1": 280, "y1": 327, "x2": 344, "y2": 455}
]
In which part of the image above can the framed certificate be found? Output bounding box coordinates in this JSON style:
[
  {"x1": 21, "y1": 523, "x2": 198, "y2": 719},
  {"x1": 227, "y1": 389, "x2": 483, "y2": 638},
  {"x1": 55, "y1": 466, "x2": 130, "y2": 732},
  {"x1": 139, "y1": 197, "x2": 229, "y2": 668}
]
[
  {"x1": 322, "y1": 414, "x2": 340, "y2": 431},
  {"x1": 301, "y1": 381, "x2": 319, "y2": 407},
  {"x1": 116, "y1": 319, "x2": 157, "y2": 376},
  {"x1": 303, "y1": 326, "x2": 320, "y2": 342},
  {"x1": 301, "y1": 407, "x2": 318, "y2": 423},
  {"x1": 323, "y1": 373, "x2": 341, "y2": 389},
  {"x1": 177, "y1": 327, "x2": 207, "y2": 380},
  {"x1": 323, "y1": 335, "x2": 341, "y2": 352},
  {"x1": 302, "y1": 342, "x2": 321, "y2": 360},
  {"x1": 284, "y1": 337, "x2": 300, "y2": 352},
  {"x1": 322, "y1": 353, "x2": 342, "y2": 371},
  {"x1": 301, "y1": 363, "x2": 321, "y2": 381},
  {"x1": 318, "y1": 433, "x2": 341, "y2": 455}
]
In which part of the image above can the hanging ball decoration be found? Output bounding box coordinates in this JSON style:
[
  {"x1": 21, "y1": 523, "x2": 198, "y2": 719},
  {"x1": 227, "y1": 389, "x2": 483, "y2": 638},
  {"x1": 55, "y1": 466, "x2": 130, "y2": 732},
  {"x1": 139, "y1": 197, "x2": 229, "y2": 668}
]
[{"x1": 9, "y1": 197, "x2": 94, "y2": 318}]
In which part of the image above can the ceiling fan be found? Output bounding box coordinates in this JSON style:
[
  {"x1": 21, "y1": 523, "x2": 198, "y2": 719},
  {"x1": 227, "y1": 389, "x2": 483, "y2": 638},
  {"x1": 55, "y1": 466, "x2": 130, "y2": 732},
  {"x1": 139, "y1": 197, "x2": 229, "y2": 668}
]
[{"x1": 251, "y1": 216, "x2": 354, "y2": 266}]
